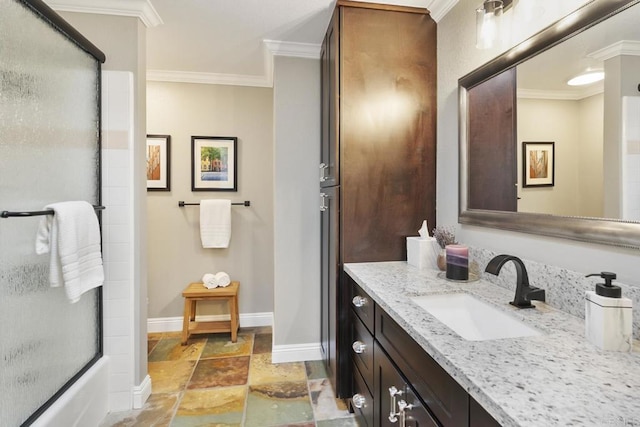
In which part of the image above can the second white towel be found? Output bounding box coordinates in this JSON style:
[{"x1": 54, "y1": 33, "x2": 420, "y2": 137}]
[
  {"x1": 200, "y1": 199, "x2": 231, "y2": 248},
  {"x1": 202, "y1": 272, "x2": 231, "y2": 289}
]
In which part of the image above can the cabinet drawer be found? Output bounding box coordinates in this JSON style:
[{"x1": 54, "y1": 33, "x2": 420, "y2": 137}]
[
  {"x1": 376, "y1": 308, "x2": 468, "y2": 427},
  {"x1": 351, "y1": 311, "x2": 374, "y2": 391},
  {"x1": 349, "y1": 276, "x2": 374, "y2": 332},
  {"x1": 352, "y1": 363, "x2": 374, "y2": 427}
]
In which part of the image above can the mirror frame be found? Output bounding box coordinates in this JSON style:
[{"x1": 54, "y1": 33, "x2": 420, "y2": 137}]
[{"x1": 459, "y1": 0, "x2": 640, "y2": 250}]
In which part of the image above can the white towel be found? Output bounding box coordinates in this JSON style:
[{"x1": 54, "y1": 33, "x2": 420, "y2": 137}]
[
  {"x1": 200, "y1": 199, "x2": 231, "y2": 248},
  {"x1": 35, "y1": 201, "x2": 104, "y2": 303},
  {"x1": 201, "y1": 272, "x2": 231, "y2": 289}
]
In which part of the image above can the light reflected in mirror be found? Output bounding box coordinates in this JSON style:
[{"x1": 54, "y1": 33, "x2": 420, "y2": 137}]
[{"x1": 459, "y1": 0, "x2": 640, "y2": 249}]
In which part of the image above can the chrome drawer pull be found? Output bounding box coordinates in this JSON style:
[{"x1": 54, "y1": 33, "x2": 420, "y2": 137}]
[
  {"x1": 319, "y1": 163, "x2": 328, "y2": 182},
  {"x1": 398, "y1": 399, "x2": 414, "y2": 427},
  {"x1": 352, "y1": 393, "x2": 366, "y2": 409},
  {"x1": 389, "y1": 386, "x2": 403, "y2": 423},
  {"x1": 352, "y1": 340, "x2": 367, "y2": 354},
  {"x1": 320, "y1": 193, "x2": 328, "y2": 212},
  {"x1": 352, "y1": 295, "x2": 367, "y2": 308}
]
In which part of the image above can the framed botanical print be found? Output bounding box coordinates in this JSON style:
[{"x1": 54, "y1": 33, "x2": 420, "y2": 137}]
[
  {"x1": 191, "y1": 136, "x2": 238, "y2": 191},
  {"x1": 146, "y1": 134, "x2": 170, "y2": 191},
  {"x1": 523, "y1": 141, "x2": 555, "y2": 187}
]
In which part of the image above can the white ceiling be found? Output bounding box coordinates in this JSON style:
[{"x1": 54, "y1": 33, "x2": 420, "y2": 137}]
[
  {"x1": 146, "y1": 0, "x2": 336, "y2": 78},
  {"x1": 45, "y1": 0, "x2": 640, "y2": 93},
  {"x1": 46, "y1": 0, "x2": 454, "y2": 86}
]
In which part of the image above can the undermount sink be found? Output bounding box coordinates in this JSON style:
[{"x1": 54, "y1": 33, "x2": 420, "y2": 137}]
[{"x1": 411, "y1": 293, "x2": 542, "y2": 341}]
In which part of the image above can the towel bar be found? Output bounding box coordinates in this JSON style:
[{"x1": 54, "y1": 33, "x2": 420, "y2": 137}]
[
  {"x1": 178, "y1": 200, "x2": 250, "y2": 207},
  {"x1": 1, "y1": 205, "x2": 106, "y2": 218}
]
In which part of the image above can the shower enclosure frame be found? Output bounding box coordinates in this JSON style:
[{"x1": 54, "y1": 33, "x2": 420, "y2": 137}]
[{"x1": 3, "y1": 1, "x2": 106, "y2": 425}]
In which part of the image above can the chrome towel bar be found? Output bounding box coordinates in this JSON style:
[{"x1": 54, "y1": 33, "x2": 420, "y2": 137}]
[{"x1": 178, "y1": 200, "x2": 250, "y2": 207}]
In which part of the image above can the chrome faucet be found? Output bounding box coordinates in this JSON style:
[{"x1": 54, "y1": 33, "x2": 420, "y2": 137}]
[{"x1": 485, "y1": 255, "x2": 546, "y2": 309}]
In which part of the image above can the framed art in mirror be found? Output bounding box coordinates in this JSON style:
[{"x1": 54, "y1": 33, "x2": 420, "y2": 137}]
[
  {"x1": 191, "y1": 136, "x2": 238, "y2": 192},
  {"x1": 147, "y1": 134, "x2": 171, "y2": 191},
  {"x1": 522, "y1": 142, "x2": 554, "y2": 188}
]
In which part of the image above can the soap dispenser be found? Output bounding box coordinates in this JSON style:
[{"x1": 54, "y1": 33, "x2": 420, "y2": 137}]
[{"x1": 585, "y1": 272, "x2": 632, "y2": 352}]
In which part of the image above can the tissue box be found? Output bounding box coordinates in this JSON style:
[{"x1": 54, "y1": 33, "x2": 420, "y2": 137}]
[{"x1": 407, "y1": 237, "x2": 438, "y2": 270}]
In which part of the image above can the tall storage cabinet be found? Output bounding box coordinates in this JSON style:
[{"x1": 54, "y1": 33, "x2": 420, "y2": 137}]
[{"x1": 320, "y1": 0, "x2": 437, "y2": 398}]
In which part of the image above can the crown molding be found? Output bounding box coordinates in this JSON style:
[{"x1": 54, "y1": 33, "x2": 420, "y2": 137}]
[
  {"x1": 427, "y1": 0, "x2": 458, "y2": 22},
  {"x1": 146, "y1": 69, "x2": 272, "y2": 88},
  {"x1": 263, "y1": 40, "x2": 322, "y2": 59},
  {"x1": 588, "y1": 40, "x2": 640, "y2": 61},
  {"x1": 146, "y1": 39, "x2": 322, "y2": 87},
  {"x1": 518, "y1": 84, "x2": 603, "y2": 101},
  {"x1": 45, "y1": 0, "x2": 163, "y2": 27}
]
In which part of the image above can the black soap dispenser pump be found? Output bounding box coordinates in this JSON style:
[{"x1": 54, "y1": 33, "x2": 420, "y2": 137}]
[{"x1": 586, "y1": 271, "x2": 621, "y2": 298}]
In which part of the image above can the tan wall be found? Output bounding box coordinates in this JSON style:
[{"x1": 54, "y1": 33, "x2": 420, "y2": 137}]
[
  {"x1": 518, "y1": 95, "x2": 603, "y2": 217},
  {"x1": 146, "y1": 81, "x2": 274, "y2": 318},
  {"x1": 577, "y1": 94, "x2": 604, "y2": 217},
  {"x1": 272, "y1": 56, "x2": 321, "y2": 348},
  {"x1": 517, "y1": 95, "x2": 603, "y2": 217}
]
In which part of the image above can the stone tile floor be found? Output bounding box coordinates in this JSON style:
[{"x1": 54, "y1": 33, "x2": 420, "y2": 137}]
[{"x1": 100, "y1": 327, "x2": 358, "y2": 426}]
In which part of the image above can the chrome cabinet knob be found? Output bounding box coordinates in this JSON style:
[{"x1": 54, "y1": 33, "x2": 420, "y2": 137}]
[
  {"x1": 352, "y1": 393, "x2": 366, "y2": 409},
  {"x1": 352, "y1": 295, "x2": 367, "y2": 308},
  {"x1": 352, "y1": 340, "x2": 367, "y2": 354}
]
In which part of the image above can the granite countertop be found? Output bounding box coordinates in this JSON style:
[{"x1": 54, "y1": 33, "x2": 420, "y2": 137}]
[{"x1": 344, "y1": 261, "x2": 640, "y2": 427}]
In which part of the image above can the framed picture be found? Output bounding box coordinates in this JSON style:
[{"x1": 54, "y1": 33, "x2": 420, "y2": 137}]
[
  {"x1": 146, "y1": 135, "x2": 171, "y2": 191},
  {"x1": 523, "y1": 141, "x2": 555, "y2": 187},
  {"x1": 191, "y1": 136, "x2": 238, "y2": 191}
]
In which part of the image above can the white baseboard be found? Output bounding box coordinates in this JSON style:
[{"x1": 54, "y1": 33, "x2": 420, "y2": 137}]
[
  {"x1": 132, "y1": 374, "x2": 152, "y2": 409},
  {"x1": 272, "y1": 343, "x2": 323, "y2": 364},
  {"x1": 147, "y1": 312, "x2": 273, "y2": 333}
]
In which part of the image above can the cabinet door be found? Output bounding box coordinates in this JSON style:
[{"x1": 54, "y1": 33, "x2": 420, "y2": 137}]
[
  {"x1": 374, "y1": 343, "x2": 438, "y2": 427},
  {"x1": 340, "y1": 6, "x2": 436, "y2": 263},
  {"x1": 320, "y1": 8, "x2": 339, "y2": 188},
  {"x1": 376, "y1": 309, "x2": 469, "y2": 427},
  {"x1": 320, "y1": 186, "x2": 340, "y2": 381}
]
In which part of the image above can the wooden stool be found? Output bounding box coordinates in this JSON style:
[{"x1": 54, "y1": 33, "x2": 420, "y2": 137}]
[{"x1": 181, "y1": 281, "x2": 240, "y2": 345}]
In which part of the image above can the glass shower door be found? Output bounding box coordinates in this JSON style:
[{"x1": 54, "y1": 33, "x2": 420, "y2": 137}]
[{"x1": 0, "y1": 0, "x2": 103, "y2": 425}]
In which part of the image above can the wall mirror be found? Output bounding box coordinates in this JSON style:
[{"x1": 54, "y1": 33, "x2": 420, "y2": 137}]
[{"x1": 459, "y1": 0, "x2": 640, "y2": 249}]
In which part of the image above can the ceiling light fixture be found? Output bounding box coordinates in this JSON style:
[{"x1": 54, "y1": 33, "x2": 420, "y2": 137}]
[
  {"x1": 476, "y1": 0, "x2": 514, "y2": 50},
  {"x1": 567, "y1": 70, "x2": 605, "y2": 86}
]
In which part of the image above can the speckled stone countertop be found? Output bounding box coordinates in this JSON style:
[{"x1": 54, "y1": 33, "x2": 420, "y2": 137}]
[{"x1": 344, "y1": 261, "x2": 640, "y2": 427}]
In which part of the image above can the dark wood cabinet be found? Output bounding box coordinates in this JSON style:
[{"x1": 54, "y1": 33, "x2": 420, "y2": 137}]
[
  {"x1": 353, "y1": 361, "x2": 375, "y2": 427},
  {"x1": 469, "y1": 397, "x2": 501, "y2": 427},
  {"x1": 374, "y1": 342, "x2": 438, "y2": 427},
  {"x1": 345, "y1": 274, "x2": 500, "y2": 427},
  {"x1": 376, "y1": 309, "x2": 468, "y2": 426},
  {"x1": 320, "y1": 0, "x2": 437, "y2": 398},
  {"x1": 320, "y1": 9, "x2": 338, "y2": 189},
  {"x1": 320, "y1": 185, "x2": 339, "y2": 379}
]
